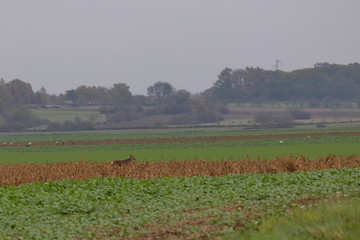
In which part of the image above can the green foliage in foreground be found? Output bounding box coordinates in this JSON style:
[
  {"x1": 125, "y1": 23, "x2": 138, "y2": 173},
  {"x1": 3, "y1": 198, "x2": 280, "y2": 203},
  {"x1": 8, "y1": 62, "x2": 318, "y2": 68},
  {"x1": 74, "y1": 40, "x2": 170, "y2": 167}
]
[
  {"x1": 0, "y1": 168, "x2": 359, "y2": 239},
  {"x1": 229, "y1": 197, "x2": 360, "y2": 240}
]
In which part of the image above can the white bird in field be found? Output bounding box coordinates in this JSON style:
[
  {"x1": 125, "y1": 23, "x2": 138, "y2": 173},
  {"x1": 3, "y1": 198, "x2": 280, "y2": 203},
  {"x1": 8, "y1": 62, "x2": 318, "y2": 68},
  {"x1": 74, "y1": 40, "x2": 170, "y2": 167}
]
[
  {"x1": 279, "y1": 140, "x2": 283, "y2": 143},
  {"x1": 26, "y1": 142, "x2": 32, "y2": 147},
  {"x1": 2, "y1": 142, "x2": 7, "y2": 146}
]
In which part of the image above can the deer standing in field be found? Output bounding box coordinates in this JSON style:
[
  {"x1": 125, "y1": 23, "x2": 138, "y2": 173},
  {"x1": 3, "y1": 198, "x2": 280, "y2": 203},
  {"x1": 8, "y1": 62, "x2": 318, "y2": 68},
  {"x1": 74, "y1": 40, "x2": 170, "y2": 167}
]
[{"x1": 111, "y1": 154, "x2": 136, "y2": 165}]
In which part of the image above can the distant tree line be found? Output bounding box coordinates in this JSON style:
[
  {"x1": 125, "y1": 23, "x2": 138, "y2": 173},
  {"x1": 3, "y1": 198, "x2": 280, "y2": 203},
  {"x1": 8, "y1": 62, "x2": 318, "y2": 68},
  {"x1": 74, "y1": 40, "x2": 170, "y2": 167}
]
[
  {"x1": 1, "y1": 62, "x2": 360, "y2": 131},
  {"x1": 0, "y1": 79, "x2": 46, "y2": 131},
  {"x1": 0, "y1": 79, "x2": 226, "y2": 131},
  {"x1": 208, "y1": 62, "x2": 360, "y2": 105}
]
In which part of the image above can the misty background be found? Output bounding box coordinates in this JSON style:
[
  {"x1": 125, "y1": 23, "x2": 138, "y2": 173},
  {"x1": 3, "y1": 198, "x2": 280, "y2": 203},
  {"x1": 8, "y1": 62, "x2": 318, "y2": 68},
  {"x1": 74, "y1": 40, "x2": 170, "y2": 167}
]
[{"x1": 1, "y1": 0, "x2": 359, "y2": 95}]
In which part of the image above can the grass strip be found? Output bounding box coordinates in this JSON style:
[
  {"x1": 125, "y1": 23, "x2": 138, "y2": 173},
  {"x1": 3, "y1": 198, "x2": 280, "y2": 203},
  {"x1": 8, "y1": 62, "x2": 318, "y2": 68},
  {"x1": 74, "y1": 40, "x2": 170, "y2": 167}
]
[{"x1": 228, "y1": 196, "x2": 360, "y2": 240}]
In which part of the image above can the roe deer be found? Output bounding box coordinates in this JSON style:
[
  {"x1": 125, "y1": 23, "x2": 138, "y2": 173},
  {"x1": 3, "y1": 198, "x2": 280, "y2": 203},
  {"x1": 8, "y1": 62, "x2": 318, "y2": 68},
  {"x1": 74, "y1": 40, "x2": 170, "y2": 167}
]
[{"x1": 111, "y1": 154, "x2": 136, "y2": 165}]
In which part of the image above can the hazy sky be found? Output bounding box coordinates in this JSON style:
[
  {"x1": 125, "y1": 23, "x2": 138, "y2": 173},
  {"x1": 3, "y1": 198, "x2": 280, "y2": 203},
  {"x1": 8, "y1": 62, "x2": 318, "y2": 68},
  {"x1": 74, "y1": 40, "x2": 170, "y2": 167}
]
[{"x1": 1, "y1": 0, "x2": 359, "y2": 95}]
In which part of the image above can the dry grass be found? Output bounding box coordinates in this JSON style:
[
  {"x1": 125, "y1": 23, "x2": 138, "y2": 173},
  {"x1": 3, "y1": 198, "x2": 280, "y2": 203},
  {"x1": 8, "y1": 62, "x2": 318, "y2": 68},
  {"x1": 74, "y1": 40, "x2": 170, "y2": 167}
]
[{"x1": 1, "y1": 155, "x2": 360, "y2": 186}]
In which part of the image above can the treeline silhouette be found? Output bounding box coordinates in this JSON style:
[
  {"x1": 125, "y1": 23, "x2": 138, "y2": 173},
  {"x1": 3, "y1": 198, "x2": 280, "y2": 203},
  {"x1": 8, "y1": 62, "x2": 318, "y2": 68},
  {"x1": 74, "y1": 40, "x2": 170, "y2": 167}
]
[
  {"x1": 1, "y1": 62, "x2": 359, "y2": 131},
  {"x1": 210, "y1": 62, "x2": 360, "y2": 104}
]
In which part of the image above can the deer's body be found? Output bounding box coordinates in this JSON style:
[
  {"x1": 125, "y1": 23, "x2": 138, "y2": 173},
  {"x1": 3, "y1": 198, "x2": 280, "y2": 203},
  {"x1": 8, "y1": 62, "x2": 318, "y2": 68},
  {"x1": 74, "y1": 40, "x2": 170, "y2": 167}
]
[{"x1": 111, "y1": 154, "x2": 136, "y2": 165}]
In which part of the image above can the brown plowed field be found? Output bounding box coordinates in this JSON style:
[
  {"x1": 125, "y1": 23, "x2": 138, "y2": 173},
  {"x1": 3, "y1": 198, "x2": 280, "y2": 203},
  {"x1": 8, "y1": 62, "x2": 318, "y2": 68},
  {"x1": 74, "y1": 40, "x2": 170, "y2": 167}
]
[
  {"x1": 1, "y1": 155, "x2": 360, "y2": 186},
  {"x1": 5, "y1": 131, "x2": 360, "y2": 147}
]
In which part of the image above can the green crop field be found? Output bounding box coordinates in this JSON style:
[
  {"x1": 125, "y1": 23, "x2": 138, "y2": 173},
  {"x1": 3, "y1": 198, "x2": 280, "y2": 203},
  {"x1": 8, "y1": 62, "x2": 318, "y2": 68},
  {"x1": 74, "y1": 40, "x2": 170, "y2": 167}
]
[
  {"x1": 1, "y1": 128, "x2": 360, "y2": 164},
  {"x1": 1, "y1": 142, "x2": 360, "y2": 165},
  {"x1": 1, "y1": 126, "x2": 358, "y2": 141},
  {"x1": 1, "y1": 127, "x2": 360, "y2": 239},
  {"x1": 0, "y1": 168, "x2": 359, "y2": 239},
  {"x1": 31, "y1": 107, "x2": 106, "y2": 123}
]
